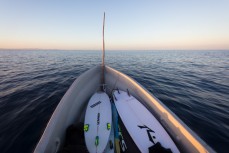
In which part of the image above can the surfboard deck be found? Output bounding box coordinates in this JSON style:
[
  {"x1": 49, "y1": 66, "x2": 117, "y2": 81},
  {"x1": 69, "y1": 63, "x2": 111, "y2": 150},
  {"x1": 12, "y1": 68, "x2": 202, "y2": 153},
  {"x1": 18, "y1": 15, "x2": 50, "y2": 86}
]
[
  {"x1": 84, "y1": 92, "x2": 112, "y2": 153},
  {"x1": 113, "y1": 90, "x2": 180, "y2": 153}
]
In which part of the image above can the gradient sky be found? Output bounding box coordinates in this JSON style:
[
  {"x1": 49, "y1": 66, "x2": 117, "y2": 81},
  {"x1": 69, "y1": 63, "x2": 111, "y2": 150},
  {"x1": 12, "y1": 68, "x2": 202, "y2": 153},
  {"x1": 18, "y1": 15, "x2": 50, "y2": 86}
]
[{"x1": 0, "y1": 0, "x2": 229, "y2": 50}]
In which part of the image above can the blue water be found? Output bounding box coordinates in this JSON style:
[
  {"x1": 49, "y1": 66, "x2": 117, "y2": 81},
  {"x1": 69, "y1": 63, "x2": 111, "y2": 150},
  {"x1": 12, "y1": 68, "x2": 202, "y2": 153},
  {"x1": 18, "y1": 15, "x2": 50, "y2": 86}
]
[{"x1": 0, "y1": 50, "x2": 228, "y2": 153}]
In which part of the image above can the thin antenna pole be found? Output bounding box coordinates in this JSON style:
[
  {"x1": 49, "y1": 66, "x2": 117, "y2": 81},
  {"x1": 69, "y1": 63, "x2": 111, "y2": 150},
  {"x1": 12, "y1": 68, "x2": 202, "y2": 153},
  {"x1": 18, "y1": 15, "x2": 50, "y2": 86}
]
[
  {"x1": 102, "y1": 12, "x2": 105, "y2": 68},
  {"x1": 101, "y1": 12, "x2": 105, "y2": 89}
]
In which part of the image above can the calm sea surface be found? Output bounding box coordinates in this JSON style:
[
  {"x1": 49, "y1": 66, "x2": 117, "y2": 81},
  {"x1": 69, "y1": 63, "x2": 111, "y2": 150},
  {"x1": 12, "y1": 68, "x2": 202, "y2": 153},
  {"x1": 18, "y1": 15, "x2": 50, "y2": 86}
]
[{"x1": 0, "y1": 50, "x2": 228, "y2": 153}]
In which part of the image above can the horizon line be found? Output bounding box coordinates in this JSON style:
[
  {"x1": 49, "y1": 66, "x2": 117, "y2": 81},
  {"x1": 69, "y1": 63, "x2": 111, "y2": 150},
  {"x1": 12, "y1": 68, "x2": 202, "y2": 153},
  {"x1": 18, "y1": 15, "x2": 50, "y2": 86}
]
[{"x1": 0, "y1": 48, "x2": 229, "y2": 51}]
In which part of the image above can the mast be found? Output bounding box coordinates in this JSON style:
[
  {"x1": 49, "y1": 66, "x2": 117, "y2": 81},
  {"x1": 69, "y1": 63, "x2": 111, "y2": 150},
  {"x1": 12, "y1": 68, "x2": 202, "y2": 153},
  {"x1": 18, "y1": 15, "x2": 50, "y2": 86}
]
[{"x1": 101, "y1": 12, "x2": 105, "y2": 90}]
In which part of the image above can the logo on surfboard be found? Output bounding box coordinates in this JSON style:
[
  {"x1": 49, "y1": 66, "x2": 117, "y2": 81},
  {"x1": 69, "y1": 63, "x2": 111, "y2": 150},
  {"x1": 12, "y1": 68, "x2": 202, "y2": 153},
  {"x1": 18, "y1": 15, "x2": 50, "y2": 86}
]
[
  {"x1": 138, "y1": 125, "x2": 156, "y2": 144},
  {"x1": 90, "y1": 101, "x2": 102, "y2": 108},
  {"x1": 97, "y1": 113, "x2": 100, "y2": 125}
]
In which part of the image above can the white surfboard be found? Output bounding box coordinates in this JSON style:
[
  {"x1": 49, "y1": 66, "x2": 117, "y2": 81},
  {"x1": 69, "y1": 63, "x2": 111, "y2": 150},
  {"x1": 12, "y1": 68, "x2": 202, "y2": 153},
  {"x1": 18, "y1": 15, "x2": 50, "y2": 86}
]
[
  {"x1": 84, "y1": 92, "x2": 112, "y2": 153},
  {"x1": 113, "y1": 90, "x2": 180, "y2": 153}
]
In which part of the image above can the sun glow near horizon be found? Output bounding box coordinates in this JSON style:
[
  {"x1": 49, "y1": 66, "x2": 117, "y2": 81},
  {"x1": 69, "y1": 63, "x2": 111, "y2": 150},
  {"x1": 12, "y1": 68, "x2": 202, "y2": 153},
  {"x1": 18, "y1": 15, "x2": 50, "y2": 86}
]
[{"x1": 0, "y1": 0, "x2": 229, "y2": 50}]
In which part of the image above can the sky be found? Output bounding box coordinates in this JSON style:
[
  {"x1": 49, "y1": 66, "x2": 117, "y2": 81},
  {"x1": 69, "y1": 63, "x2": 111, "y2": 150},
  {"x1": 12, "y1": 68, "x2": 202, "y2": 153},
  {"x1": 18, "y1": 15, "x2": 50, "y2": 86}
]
[{"x1": 0, "y1": 0, "x2": 229, "y2": 50}]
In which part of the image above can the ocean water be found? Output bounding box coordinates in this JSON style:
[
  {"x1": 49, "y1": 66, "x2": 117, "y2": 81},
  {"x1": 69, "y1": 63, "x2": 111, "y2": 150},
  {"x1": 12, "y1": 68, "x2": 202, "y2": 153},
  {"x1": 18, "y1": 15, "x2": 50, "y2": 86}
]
[{"x1": 0, "y1": 50, "x2": 228, "y2": 153}]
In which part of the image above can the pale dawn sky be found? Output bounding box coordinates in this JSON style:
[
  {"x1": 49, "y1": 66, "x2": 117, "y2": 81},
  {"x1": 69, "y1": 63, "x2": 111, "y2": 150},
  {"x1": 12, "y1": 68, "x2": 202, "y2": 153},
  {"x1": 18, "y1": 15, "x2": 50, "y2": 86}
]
[{"x1": 0, "y1": 0, "x2": 229, "y2": 50}]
